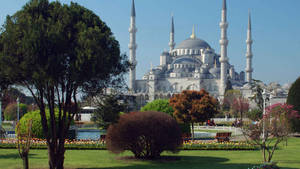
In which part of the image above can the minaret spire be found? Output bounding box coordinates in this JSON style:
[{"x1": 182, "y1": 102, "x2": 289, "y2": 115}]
[
  {"x1": 219, "y1": 0, "x2": 229, "y2": 96},
  {"x1": 190, "y1": 25, "x2": 196, "y2": 39},
  {"x1": 129, "y1": 0, "x2": 137, "y2": 92},
  {"x1": 246, "y1": 10, "x2": 253, "y2": 83},
  {"x1": 169, "y1": 14, "x2": 175, "y2": 52},
  {"x1": 131, "y1": 0, "x2": 136, "y2": 17}
]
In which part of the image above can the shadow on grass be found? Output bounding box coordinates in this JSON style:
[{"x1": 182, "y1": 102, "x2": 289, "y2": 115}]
[
  {"x1": 77, "y1": 155, "x2": 299, "y2": 169},
  {"x1": 0, "y1": 153, "x2": 37, "y2": 159}
]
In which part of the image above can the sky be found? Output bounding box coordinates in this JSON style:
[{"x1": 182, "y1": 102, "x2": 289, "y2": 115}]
[{"x1": 0, "y1": 0, "x2": 300, "y2": 85}]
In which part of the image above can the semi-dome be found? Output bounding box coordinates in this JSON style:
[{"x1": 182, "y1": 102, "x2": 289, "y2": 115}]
[
  {"x1": 172, "y1": 57, "x2": 201, "y2": 65},
  {"x1": 209, "y1": 67, "x2": 220, "y2": 75},
  {"x1": 176, "y1": 38, "x2": 211, "y2": 50}
]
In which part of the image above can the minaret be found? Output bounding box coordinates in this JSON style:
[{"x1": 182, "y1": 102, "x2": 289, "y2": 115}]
[
  {"x1": 128, "y1": 0, "x2": 137, "y2": 92},
  {"x1": 245, "y1": 11, "x2": 253, "y2": 83},
  {"x1": 169, "y1": 15, "x2": 175, "y2": 52},
  {"x1": 219, "y1": 0, "x2": 229, "y2": 96}
]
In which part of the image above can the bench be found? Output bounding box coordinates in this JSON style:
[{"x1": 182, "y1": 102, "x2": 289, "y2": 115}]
[{"x1": 215, "y1": 132, "x2": 231, "y2": 142}]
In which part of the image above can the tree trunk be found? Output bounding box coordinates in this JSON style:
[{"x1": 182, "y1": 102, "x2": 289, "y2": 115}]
[
  {"x1": 22, "y1": 154, "x2": 29, "y2": 169},
  {"x1": 262, "y1": 142, "x2": 266, "y2": 162},
  {"x1": 48, "y1": 143, "x2": 65, "y2": 169},
  {"x1": 191, "y1": 122, "x2": 194, "y2": 141}
]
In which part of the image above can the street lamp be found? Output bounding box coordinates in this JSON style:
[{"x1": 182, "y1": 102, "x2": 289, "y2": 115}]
[{"x1": 262, "y1": 89, "x2": 267, "y2": 141}]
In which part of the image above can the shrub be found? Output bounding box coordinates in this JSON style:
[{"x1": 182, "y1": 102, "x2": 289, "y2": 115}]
[
  {"x1": 106, "y1": 111, "x2": 182, "y2": 159},
  {"x1": 4, "y1": 103, "x2": 27, "y2": 121},
  {"x1": 287, "y1": 77, "x2": 300, "y2": 132},
  {"x1": 17, "y1": 110, "x2": 73, "y2": 139}
]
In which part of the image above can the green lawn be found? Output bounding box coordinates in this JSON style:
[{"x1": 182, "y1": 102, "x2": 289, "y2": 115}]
[{"x1": 0, "y1": 137, "x2": 300, "y2": 169}]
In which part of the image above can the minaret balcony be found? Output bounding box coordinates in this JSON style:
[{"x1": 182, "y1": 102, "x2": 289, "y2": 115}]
[
  {"x1": 219, "y1": 22, "x2": 228, "y2": 29},
  {"x1": 128, "y1": 44, "x2": 137, "y2": 49},
  {"x1": 246, "y1": 39, "x2": 253, "y2": 44},
  {"x1": 219, "y1": 39, "x2": 228, "y2": 45},
  {"x1": 129, "y1": 27, "x2": 137, "y2": 33}
]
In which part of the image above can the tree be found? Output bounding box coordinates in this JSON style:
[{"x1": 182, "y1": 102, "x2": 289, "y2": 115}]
[
  {"x1": 106, "y1": 111, "x2": 182, "y2": 159},
  {"x1": 0, "y1": 1, "x2": 129, "y2": 168},
  {"x1": 141, "y1": 99, "x2": 173, "y2": 116},
  {"x1": 16, "y1": 119, "x2": 32, "y2": 169},
  {"x1": 287, "y1": 77, "x2": 300, "y2": 132},
  {"x1": 242, "y1": 103, "x2": 297, "y2": 163},
  {"x1": 232, "y1": 97, "x2": 249, "y2": 125},
  {"x1": 4, "y1": 103, "x2": 28, "y2": 121},
  {"x1": 222, "y1": 89, "x2": 241, "y2": 119},
  {"x1": 92, "y1": 94, "x2": 127, "y2": 130},
  {"x1": 169, "y1": 89, "x2": 219, "y2": 140}
]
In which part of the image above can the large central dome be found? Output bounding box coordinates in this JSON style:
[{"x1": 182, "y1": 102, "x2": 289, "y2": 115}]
[{"x1": 176, "y1": 37, "x2": 211, "y2": 50}]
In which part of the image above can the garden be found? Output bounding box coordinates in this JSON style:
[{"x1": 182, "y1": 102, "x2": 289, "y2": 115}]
[
  {"x1": 0, "y1": 137, "x2": 300, "y2": 169},
  {"x1": 1, "y1": 0, "x2": 300, "y2": 169}
]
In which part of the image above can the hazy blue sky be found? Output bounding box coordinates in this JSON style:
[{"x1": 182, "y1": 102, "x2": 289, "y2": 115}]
[{"x1": 1, "y1": 0, "x2": 300, "y2": 85}]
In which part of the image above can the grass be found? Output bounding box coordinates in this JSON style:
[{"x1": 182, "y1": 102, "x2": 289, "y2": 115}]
[{"x1": 0, "y1": 137, "x2": 300, "y2": 169}]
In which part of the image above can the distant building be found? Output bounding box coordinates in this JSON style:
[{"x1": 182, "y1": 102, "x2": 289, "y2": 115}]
[{"x1": 75, "y1": 106, "x2": 97, "y2": 122}]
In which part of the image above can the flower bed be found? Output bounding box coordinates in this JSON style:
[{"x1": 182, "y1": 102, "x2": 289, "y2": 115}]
[
  {"x1": 182, "y1": 140, "x2": 259, "y2": 150},
  {"x1": 0, "y1": 138, "x2": 258, "y2": 150}
]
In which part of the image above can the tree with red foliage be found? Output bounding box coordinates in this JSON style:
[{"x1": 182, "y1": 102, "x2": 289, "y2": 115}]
[
  {"x1": 169, "y1": 89, "x2": 219, "y2": 140},
  {"x1": 232, "y1": 97, "x2": 249, "y2": 125},
  {"x1": 243, "y1": 103, "x2": 298, "y2": 163}
]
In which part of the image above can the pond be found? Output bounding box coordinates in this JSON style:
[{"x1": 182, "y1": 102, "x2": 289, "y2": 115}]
[
  {"x1": 76, "y1": 130, "x2": 216, "y2": 140},
  {"x1": 76, "y1": 129, "x2": 104, "y2": 140},
  {"x1": 4, "y1": 130, "x2": 216, "y2": 140}
]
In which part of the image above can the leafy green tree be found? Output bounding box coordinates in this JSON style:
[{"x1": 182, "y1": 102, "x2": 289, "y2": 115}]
[
  {"x1": 141, "y1": 99, "x2": 173, "y2": 116},
  {"x1": 0, "y1": 0, "x2": 129, "y2": 168},
  {"x1": 92, "y1": 94, "x2": 127, "y2": 130},
  {"x1": 287, "y1": 77, "x2": 300, "y2": 132},
  {"x1": 169, "y1": 89, "x2": 219, "y2": 140}
]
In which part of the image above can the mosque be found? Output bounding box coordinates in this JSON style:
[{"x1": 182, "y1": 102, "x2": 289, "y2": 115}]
[{"x1": 127, "y1": 0, "x2": 254, "y2": 106}]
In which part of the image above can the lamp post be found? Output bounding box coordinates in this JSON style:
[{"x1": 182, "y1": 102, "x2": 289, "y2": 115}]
[
  {"x1": 262, "y1": 89, "x2": 267, "y2": 141},
  {"x1": 17, "y1": 97, "x2": 20, "y2": 122}
]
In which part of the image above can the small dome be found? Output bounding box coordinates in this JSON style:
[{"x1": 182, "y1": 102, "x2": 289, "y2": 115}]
[{"x1": 176, "y1": 38, "x2": 211, "y2": 50}]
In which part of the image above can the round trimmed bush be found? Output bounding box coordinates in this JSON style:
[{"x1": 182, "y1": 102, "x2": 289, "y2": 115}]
[
  {"x1": 106, "y1": 111, "x2": 182, "y2": 159},
  {"x1": 18, "y1": 109, "x2": 73, "y2": 139}
]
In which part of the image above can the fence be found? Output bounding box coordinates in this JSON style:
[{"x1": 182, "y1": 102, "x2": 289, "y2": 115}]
[{"x1": 193, "y1": 125, "x2": 243, "y2": 135}]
